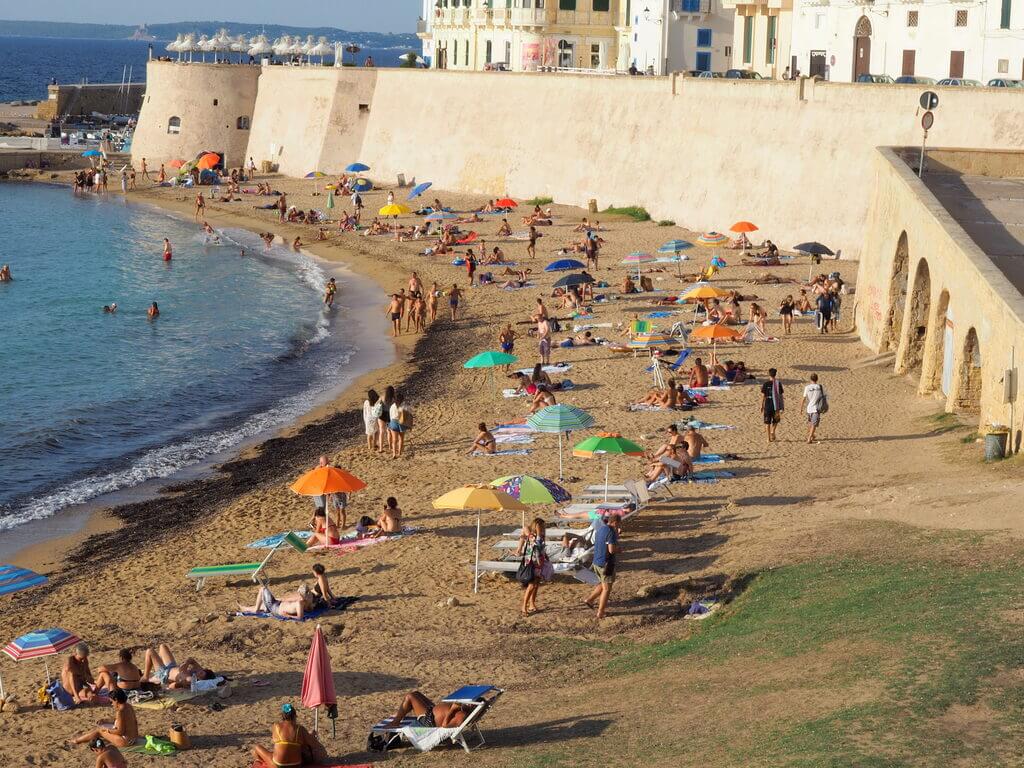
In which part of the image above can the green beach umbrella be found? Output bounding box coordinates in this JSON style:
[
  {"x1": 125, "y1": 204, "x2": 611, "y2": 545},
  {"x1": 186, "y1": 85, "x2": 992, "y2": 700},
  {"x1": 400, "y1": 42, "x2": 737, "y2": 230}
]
[
  {"x1": 572, "y1": 432, "x2": 645, "y2": 500},
  {"x1": 527, "y1": 404, "x2": 596, "y2": 480},
  {"x1": 464, "y1": 350, "x2": 518, "y2": 393},
  {"x1": 326, "y1": 190, "x2": 335, "y2": 210},
  {"x1": 490, "y1": 475, "x2": 572, "y2": 505}
]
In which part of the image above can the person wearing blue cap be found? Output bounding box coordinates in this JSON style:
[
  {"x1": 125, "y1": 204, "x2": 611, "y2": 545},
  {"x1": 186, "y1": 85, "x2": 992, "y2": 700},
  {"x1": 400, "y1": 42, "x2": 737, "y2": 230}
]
[{"x1": 252, "y1": 703, "x2": 326, "y2": 767}]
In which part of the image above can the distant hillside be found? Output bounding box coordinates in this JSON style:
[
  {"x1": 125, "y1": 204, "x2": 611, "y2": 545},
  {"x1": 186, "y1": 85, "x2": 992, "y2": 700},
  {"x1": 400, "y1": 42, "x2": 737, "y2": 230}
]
[{"x1": 0, "y1": 19, "x2": 418, "y2": 47}]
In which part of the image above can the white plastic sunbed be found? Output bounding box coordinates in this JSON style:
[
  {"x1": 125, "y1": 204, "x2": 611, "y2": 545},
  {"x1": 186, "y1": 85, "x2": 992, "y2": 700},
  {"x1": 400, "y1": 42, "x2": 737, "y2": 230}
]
[{"x1": 368, "y1": 686, "x2": 503, "y2": 753}]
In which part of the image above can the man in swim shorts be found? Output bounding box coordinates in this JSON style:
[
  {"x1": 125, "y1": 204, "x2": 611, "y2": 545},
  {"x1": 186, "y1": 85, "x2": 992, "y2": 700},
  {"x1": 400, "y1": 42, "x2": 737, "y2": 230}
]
[
  {"x1": 385, "y1": 691, "x2": 473, "y2": 729},
  {"x1": 142, "y1": 643, "x2": 214, "y2": 689}
]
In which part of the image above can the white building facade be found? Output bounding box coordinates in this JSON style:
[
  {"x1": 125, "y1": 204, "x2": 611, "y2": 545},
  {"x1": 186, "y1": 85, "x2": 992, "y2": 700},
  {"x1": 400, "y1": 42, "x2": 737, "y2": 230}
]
[
  {"x1": 620, "y1": 0, "x2": 735, "y2": 73},
  {"x1": 790, "y1": 0, "x2": 1024, "y2": 82},
  {"x1": 720, "y1": 0, "x2": 793, "y2": 76},
  {"x1": 418, "y1": 0, "x2": 435, "y2": 64}
]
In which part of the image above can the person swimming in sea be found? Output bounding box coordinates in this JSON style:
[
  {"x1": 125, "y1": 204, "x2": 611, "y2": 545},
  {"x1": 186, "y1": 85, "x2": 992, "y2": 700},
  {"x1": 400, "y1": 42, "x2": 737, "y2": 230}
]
[
  {"x1": 0, "y1": 264, "x2": 12, "y2": 282},
  {"x1": 147, "y1": 302, "x2": 160, "y2": 320},
  {"x1": 103, "y1": 303, "x2": 118, "y2": 313},
  {"x1": 162, "y1": 239, "x2": 172, "y2": 262}
]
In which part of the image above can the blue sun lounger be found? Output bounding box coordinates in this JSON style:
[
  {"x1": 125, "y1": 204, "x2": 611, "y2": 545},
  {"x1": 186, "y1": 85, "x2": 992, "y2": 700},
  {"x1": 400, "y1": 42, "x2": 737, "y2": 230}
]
[{"x1": 368, "y1": 685, "x2": 504, "y2": 753}]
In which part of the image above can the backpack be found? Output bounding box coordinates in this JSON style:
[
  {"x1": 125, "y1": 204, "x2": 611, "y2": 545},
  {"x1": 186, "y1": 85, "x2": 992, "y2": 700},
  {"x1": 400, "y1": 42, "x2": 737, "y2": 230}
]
[
  {"x1": 45, "y1": 680, "x2": 75, "y2": 711},
  {"x1": 818, "y1": 387, "x2": 829, "y2": 414},
  {"x1": 399, "y1": 407, "x2": 413, "y2": 429}
]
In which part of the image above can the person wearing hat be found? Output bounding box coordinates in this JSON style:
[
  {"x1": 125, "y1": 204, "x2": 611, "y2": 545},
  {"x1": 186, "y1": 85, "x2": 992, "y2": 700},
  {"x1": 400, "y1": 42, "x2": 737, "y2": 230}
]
[
  {"x1": 88, "y1": 737, "x2": 126, "y2": 768},
  {"x1": 252, "y1": 703, "x2": 327, "y2": 767}
]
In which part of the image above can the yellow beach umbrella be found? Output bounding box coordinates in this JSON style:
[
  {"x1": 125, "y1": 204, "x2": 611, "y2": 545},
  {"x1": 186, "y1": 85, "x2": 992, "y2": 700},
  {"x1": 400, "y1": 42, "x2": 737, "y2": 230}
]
[
  {"x1": 378, "y1": 203, "x2": 411, "y2": 217},
  {"x1": 681, "y1": 284, "x2": 731, "y2": 301},
  {"x1": 433, "y1": 485, "x2": 527, "y2": 592}
]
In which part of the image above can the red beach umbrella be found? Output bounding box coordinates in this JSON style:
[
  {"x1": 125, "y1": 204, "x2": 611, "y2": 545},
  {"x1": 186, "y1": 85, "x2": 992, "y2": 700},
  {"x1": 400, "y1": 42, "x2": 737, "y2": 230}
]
[
  {"x1": 301, "y1": 624, "x2": 336, "y2": 734},
  {"x1": 495, "y1": 197, "x2": 518, "y2": 208},
  {"x1": 168, "y1": 159, "x2": 185, "y2": 169}
]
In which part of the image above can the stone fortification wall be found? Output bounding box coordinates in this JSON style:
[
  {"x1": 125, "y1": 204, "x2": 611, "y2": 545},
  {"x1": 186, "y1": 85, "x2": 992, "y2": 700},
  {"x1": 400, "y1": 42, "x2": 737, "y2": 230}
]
[
  {"x1": 131, "y1": 63, "x2": 260, "y2": 169},
  {"x1": 135, "y1": 63, "x2": 1024, "y2": 257},
  {"x1": 36, "y1": 83, "x2": 146, "y2": 121}
]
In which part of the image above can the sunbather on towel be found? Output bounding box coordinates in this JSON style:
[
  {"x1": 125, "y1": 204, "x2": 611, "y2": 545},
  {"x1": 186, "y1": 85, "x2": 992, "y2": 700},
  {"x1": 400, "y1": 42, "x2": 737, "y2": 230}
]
[
  {"x1": 308, "y1": 508, "x2": 340, "y2": 547},
  {"x1": 468, "y1": 422, "x2": 497, "y2": 455},
  {"x1": 252, "y1": 702, "x2": 328, "y2": 768},
  {"x1": 142, "y1": 643, "x2": 215, "y2": 689},
  {"x1": 62, "y1": 642, "x2": 98, "y2": 704},
  {"x1": 239, "y1": 578, "x2": 307, "y2": 620},
  {"x1": 646, "y1": 443, "x2": 692, "y2": 483},
  {"x1": 369, "y1": 497, "x2": 403, "y2": 536},
  {"x1": 71, "y1": 689, "x2": 138, "y2": 748},
  {"x1": 94, "y1": 649, "x2": 143, "y2": 692},
  {"x1": 385, "y1": 690, "x2": 473, "y2": 729}
]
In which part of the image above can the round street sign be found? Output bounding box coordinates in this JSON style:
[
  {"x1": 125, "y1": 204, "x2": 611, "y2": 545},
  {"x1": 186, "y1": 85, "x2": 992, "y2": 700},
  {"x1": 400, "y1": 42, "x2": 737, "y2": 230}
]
[
  {"x1": 922, "y1": 110, "x2": 934, "y2": 130},
  {"x1": 920, "y1": 91, "x2": 939, "y2": 110}
]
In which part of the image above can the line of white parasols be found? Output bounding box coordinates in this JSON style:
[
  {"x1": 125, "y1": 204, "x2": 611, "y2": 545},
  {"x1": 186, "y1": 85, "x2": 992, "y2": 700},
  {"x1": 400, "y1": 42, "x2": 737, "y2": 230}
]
[{"x1": 164, "y1": 30, "x2": 339, "y2": 64}]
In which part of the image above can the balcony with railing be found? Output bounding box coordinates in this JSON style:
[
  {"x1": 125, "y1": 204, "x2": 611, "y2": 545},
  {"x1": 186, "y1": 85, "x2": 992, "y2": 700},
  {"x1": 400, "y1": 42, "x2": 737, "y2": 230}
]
[
  {"x1": 555, "y1": 10, "x2": 612, "y2": 26},
  {"x1": 509, "y1": 6, "x2": 547, "y2": 25}
]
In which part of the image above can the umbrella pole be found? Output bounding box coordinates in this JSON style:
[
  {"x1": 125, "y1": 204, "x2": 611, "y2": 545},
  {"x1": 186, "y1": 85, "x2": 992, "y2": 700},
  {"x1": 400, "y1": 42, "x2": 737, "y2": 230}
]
[
  {"x1": 558, "y1": 432, "x2": 564, "y2": 481},
  {"x1": 474, "y1": 513, "x2": 481, "y2": 594},
  {"x1": 0, "y1": 670, "x2": 5, "y2": 700},
  {"x1": 604, "y1": 457, "x2": 610, "y2": 501},
  {"x1": 315, "y1": 705, "x2": 319, "y2": 733},
  {"x1": 44, "y1": 658, "x2": 51, "y2": 684}
]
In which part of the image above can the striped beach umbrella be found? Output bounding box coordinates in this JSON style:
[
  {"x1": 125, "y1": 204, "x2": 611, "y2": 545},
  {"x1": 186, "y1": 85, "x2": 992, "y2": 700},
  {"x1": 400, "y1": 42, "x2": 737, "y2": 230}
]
[
  {"x1": 527, "y1": 404, "x2": 596, "y2": 480},
  {"x1": 491, "y1": 475, "x2": 572, "y2": 505},
  {"x1": 425, "y1": 211, "x2": 458, "y2": 221},
  {"x1": 622, "y1": 251, "x2": 656, "y2": 281},
  {"x1": 0, "y1": 564, "x2": 47, "y2": 598},
  {"x1": 698, "y1": 231, "x2": 728, "y2": 246},
  {"x1": 3, "y1": 628, "x2": 81, "y2": 692},
  {"x1": 628, "y1": 332, "x2": 675, "y2": 349},
  {"x1": 658, "y1": 239, "x2": 694, "y2": 254},
  {"x1": 304, "y1": 171, "x2": 326, "y2": 179},
  {"x1": 572, "y1": 432, "x2": 645, "y2": 500}
]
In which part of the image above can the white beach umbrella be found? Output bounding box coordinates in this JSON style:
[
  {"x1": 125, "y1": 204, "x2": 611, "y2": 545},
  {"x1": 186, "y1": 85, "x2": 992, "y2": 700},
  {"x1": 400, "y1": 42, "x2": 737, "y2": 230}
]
[
  {"x1": 249, "y1": 35, "x2": 273, "y2": 59},
  {"x1": 195, "y1": 35, "x2": 211, "y2": 62},
  {"x1": 180, "y1": 33, "x2": 196, "y2": 62},
  {"x1": 232, "y1": 34, "x2": 248, "y2": 56},
  {"x1": 310, "y1": 37, "x2": 332, "y2": 64},
  {"x1": 273, "y1": 36, "x2": 291, "y2": 58},
  {"x1": 165, "y1": 34, "x2": 182, "y2": 55},
  {"x1": 213, "y1": 29, "x2": 232, "y2": 61},
  {"x1": 289, "y1": 38, "x2": 305, "y2": 58}
]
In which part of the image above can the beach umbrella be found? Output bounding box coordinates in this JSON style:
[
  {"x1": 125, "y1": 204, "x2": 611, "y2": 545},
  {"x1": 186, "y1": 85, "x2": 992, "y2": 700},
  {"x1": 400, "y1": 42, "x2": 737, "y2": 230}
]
[
  {"x1": 622, "y1": 251, "x2": 656, "y2": 281},
  {"x1": 793, "y1": 241, "x2": 834, "y2": 256},
  {"x1": 552, "y1": 274, "x2": 593, "y2": 290},
  {"x1": 249, "y1": 35, "x2": 273, "y2": 59},
  {"x1": 698, "y1": 231, "x2": 728, "y2": 246},
  {"x1": 304, "y1": 171, "x2": 326, "y2": 179},
  {"x1": 527, "y1": 404, "x2": 596, "y2": 480},
  {"x1": 490, "y1": 475, "x2": 572, "y2": 505},
  {"x1": 545, "y1": 258, "x2": 585, "y2": 272},
  {"x1": 196, "y1": 153, "x2": 220, "y2": 170},
  {"x1": 465, "y1": 350, "x2": 518, "y2": 392},
  {"x1": 326, "y1": 191, "x2": 335, "y2": 210},
  {"x1": 408, "y1": 181, "x2": 432, "y2": 200},
  {"x1": 572, "y1": 433, "x2": 645, "y2": 500},
  {"x1": 432, "y1": 486, "x2": 527, "y2": 593},
  {"x1": 689, "y1": 324, "x2": 742, "y2": 361},
  {"x1": 345, "y1": 162, "x2": 370, "y2": 173},
  {"x1": 628, "y1": 332, "x2": 675, "y2": 349},
  {"x1": 3, "y1": 628, "x2": 81, "y2": 688},
  {"x1": 291, "y1": 466, "x2": 366, "y2": 496},
  {"x1": 658, "y1": 239, "x2": 693, "y2": 276},
  {"x1": 730, "y1": 221, "x2": 758, "y2": 233},
  {"x1": 351, "y1": 178, "x2": 373, "y2": 193},
  {"x1": 495, "y1": 197, "x2": 518, "y2": 208},
  {"x1": 301, "y1": 624, "x2": 336, "y2": 735},
  {"x1": 425, "y1": 211, "x2": 457, "y2": 221},
  {"x1": 378, "y1": 203, "x2": 411, "y2": 217},
  {"x1": 0, "y1": 564, "x2": 47, "y2": 598},
  {"x1": 681, "y1": 284, "x2": 730, "y2": 301},
  {"x1": 166, "y1": 35, "x2": 183, "y2": 56},
  {"x1": 168, "y1": 159, "x2": 185, "y2": 169}
]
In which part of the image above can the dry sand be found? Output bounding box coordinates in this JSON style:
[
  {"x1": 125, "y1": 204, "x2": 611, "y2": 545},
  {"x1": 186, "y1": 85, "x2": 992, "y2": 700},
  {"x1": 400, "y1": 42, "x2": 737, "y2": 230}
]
[{"x1": 1, "y1": 172, "x2": 1021, "y2": 767}]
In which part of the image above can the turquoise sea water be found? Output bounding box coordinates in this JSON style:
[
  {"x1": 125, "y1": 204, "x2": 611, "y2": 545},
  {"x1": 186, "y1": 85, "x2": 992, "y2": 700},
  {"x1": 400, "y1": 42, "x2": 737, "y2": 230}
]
[{"x1": 0, "y1": 183, "x2": 362, "y2": 532}]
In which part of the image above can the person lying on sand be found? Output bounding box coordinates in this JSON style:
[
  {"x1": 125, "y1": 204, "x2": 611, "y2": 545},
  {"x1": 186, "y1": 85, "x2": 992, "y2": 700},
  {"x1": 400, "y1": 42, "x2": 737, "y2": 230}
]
[
  {"x1": 238, "y1": 578, "x2": 307, "y2": 620},
  {"x1": 94, "y1": 650, "x2": 143, "y2": 692},
  {"x1": 636, "y1": 380, "x2": 684, "y2": 409},
  {"x1": 457, "y1": 212, "x2": 483, "y2": 224},
  {"x1": 749, "y1": 273, "x2": 800, "y2": 285},
  {"x1": 469, "y1": 422, "x2": 497, "y2": 455},
  {"x1": 142, "y1": 644, "x2": 215, "y2": 689},
  {"x1": 71, "y1": 690, "x2": 138, "y2": 749},
  {"x1": 743, "y1": 254, "x2": 782, "y2": 266},
  {"x1": 386, "y1": 691, "x2": 474, "y2": 729},
  {"x1": 62, "y1": 642, "x2": 97, "y2": 704},
  {"x1": 252, "y1": 703, "x2": 328, "y2": 768}
]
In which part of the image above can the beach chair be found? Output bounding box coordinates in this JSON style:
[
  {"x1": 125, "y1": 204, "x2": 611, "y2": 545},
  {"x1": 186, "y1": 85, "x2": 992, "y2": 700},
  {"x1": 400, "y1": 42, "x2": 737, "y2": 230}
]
[
  {"x1": 369, "y1": 686, "x2": 504, "y2": 753},
  {"x1": 628, "y1": 319, "x2": 652, "y2": 339},
  {"x1": 579, "y1": 479, "x2": 639, "y2": 502},
  {"x1": 187, "y1": 531, "x2": 307, "y2": 590}
]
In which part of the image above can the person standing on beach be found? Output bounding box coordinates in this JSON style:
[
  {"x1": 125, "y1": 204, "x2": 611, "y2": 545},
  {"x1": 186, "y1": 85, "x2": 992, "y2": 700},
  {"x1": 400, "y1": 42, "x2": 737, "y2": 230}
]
[
  {"x1": 760, "y1": 367, "x2": 784, "y2": 443},
  {"x1": 140, "y1": 157, "x2": 150, "y2": 180},
  {"x1": 324, "y1": 278, "x2": 337, "y2": 308},
  {"x1": 278, "y1": 193, "x2": 287, "y2": 222},
  {"x1": 248, "y1": 156, "x2": 257, "y2": 179},
  {"x1": 119, "y1": 169, "x2": 128, "y2": 194},
  {"x1": 584, "y1": 231, "x2": 599, "y2": 270},
  {"x1": 385, "y1": 294, "x2": 404, "y2": 336},
  {"x1": 585, "y1": 514, "x2": 620, "y2": 620},
  {"x1": 128, "y1": 168, "x2": 136, "y2": 191},
  {"x1": 527, "y1": 226, "x2": 540, "y2": 260},
  {"x1": 448, "y1": 284, "x2": 464, "y2": 321},
  {"x1": 802, "y1": 373, "x2": 827, "y2": 443},
  {"x1": 537, "y1": 315, "x2": 552, "y2": 366},
  {"x1": 194, "y1": 192, "x2": 205, "y2": 221},
  {"x1": 377, "y1": 386, "x2": 395, "y2": 453},
  {"x1": 427, "y1": 283, "x2": 439, "y2": 323},
  {"x1": 465, "y1": 249, "x2": 477, "y2": 286},
  {"x1": 363, "y1": 390, "x2": 382, "y2": 453},
  {"x1": 162, "y1": 239, "x2": 172, "y2": 262},
  {"x1": 408, "y1": 271, "x2": 423, "y2": 296},
  {"x1": 157, "y1": 164, "x2": 166, "y2": 183}
]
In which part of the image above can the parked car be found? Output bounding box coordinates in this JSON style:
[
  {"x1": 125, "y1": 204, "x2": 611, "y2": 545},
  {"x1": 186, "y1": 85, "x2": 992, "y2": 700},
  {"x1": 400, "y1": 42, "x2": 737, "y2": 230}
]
[
  {"x1": 725, "y1": 69, "x2": 763, "y2": 79},
  {"x1": 696, "y1": 71, "x2": 724, "y2": 78},
  {"x1": 936, "y1": 78, "x2": 983, "y2": 86},
  {"x1": 894, "y1": 75, "x2": 937, "y2": 85},
  {"x1": 987, "y1": 78, "x2": 1023, "y2": 87},
  {"x1": 855, "y1": 74, "x2": 895, "y2": 84}
]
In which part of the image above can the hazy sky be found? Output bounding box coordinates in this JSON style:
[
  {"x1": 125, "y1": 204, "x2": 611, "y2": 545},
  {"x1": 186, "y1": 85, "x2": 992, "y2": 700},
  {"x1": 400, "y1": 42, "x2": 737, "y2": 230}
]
[{"x1": 0, "y1": 0, "x2": 422, "y2": 33}]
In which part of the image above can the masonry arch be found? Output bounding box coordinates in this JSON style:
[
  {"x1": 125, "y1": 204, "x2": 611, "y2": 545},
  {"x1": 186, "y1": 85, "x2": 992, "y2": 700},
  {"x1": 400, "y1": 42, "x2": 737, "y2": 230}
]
[
  {"x1": 167, "y1": 116, "x2": 181, "y2": 135},
  {"x1": 896, "y1": 257, "x2": 931, "y2": 374},
  {"x1": 884, "y1": 231, "x2": 910, "y2": 352},
  {"x1": 918, "y1": 289, "x2": 951, "y2": 395},
  {"x1": 852, "y1": 16, "x2": 872, "y2": 80},
  {"x1": 954, "y1": 327, "x2": 982, "y2": 412}
]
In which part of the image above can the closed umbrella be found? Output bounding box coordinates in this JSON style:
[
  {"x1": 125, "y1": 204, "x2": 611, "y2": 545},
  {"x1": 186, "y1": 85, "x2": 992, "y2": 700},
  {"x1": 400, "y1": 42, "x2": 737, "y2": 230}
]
[
  {"x1": 545, "y1": 258, "x2": 585, "y2": 272},
  {"x1": 432, "y1": 486, "x2": 527, "y2": 592},
  {"x1": 300, "y1": 624, "x2": 336, "y2": 735},
  {"x1": 527, "y1": 404, "x2": 596, "y2": 480},
  {"x1": 408, "y1": 181, "x2": 432, "y2": 200},
  {"x1": 345, "y1": 162, "x2": 370, "y2": 173},
  {"x1": 572, "y1": 433, "x2": 644, "y2": 500},
  {"x1": 326, "y1": 191, "x2": 335, "y2": 210}
]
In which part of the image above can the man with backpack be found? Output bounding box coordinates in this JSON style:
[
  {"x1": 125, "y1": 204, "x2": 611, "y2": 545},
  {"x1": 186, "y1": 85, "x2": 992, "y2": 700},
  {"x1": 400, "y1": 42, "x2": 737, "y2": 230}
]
[{"x1": 802, "y1": 373, "x2": 828, "y2": 444}]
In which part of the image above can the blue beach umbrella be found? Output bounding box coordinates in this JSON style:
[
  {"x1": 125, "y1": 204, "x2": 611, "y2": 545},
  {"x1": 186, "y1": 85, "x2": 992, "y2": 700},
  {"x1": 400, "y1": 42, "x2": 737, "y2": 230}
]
[
  {"x1": 527, "y1": 404, "x2": 596, "y2": 480},
  {"x1": 81, "y1": 149, "x2": 102, "y2": 157},
  {"x1": 351, "y1": 178, "x2": 373, "y2": 192},
  {"x1": 658, "y1": 239, "x2": 694, "y2": 254},
  {"x1": 345, "y1": 162, "x2": 370, "y2": 173},
  {"x1": 553, "y1": 273, "x2": 594, "y2": 289},
  {"x1": 408, "y1": 181, "x2": 432, "y2": 200},
  {"x1": 3, "y1": 627, "x2": 82, "y2": 693},
  {"x1": 545, "y1": 258, "x2": 586, "y2": 272},
  {"x1": 0, "y1": 564, "x2": 47, "y2": 597},
  {"x1": 426, "y1": 211, "x2": 458, "y2": 221}
]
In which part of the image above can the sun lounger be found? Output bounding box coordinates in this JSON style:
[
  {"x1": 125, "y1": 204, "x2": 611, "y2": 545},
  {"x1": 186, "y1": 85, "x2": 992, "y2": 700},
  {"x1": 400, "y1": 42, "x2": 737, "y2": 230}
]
[
  {"x1": 188, "y1": 531, "x2": 307, "y2": 590},
  {"x1": 369, "y1": 686, "x2": 504, "y2": 754}
]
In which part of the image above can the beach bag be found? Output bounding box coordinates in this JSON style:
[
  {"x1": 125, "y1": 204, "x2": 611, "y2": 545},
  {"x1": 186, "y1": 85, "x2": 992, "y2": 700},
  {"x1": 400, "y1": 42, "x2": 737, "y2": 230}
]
[
  {"x1": 516, "y1": 558, "x2": 534, "y2": 586},
  {"x1": 818, "y1": 388, "x2": 829, "y2": 414},
  {"x1": 168, "y1": 724, "x2": 192, "y2": 750},
  {"x1": 540, "y1": 557, "x2": 554, "y2": 582},
  {"x1": 45, "y1": 680, "x2": 75, "y2": 711},
  {"x1": 399, "y1": 408, "x2": 413, "y2": 429}
]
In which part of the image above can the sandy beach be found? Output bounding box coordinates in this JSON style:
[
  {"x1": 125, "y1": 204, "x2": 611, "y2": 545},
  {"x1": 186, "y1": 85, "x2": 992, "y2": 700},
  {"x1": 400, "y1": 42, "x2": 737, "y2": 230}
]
[{"x1": 1, "y1": 170, "x2": 1022, "y2": 768}]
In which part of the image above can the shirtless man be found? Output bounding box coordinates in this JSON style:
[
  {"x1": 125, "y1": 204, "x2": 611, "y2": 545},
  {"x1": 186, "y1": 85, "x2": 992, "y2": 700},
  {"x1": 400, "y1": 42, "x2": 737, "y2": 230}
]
[
  {"x1": 468, "y1": 422, "x2": 497, "y2": 455},
  {"x1": 194, "y1": 192, "x2": 205, "y2": 220},
  {"x1": 408, "y1": 271, "x2": 423, "y2": 296},
  {"x1": 385, "y1": 293, "x2": 404, "y2": 336},
  {"x1": 140, "y1": 157, "x2": 150, "y2": 180},
  {"x1": 94, "y1": 650, "x2": 143, "y2": 692},
  {"x1": 72, "y1": 689, "x2": 138, "y2": 748},
  {"x1": 527, "y1": 226, "x2": 540, "y2": 259},
  {"x1": 142, "y1": 644, "x2": 214, "y2": 690},
  {"x1": 162, "y1": 238, "x2": 172, "y2": 262},
  {"x1": 448, "y1": 284, "x2": 464, "y2": 321},
  {"x1": 531, "y1": 297, "x2": 549, "y2": 323},
  {"x1": 89, "y1": 738, "x2": 127, "y2": 768},
  {"x1": 689, "y1": 358, "x2": 710, "y2": 388},
  {"x1": 496, "y1": 218, "x2": 512, "y2": 237},
  {"x1": 537, "y1": 316, "x2": 552, "y2": 366},
  {"x1": 62, "y1": 642, "x2": 96, "y2": 704},
  {"x1": 386, "y1": 691, "x2": 473, "y2": 729},
  {"x1": 683, "y1": 425, "x2": 709, "y2": 459}
]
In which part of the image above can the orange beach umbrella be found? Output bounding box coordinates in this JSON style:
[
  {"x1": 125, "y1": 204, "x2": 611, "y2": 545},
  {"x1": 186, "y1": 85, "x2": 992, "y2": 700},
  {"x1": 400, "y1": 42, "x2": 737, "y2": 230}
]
[
  {"x1": 689, "y1": 325, "x2": 741, "y2": 341},
  {"x1": 168, "y1": 159, "x2": 185, "y2": 169},
  {"x1": 290, "y1": 466, "x2": 366, "y2": 496},
  {"x1": 196, "y1": 153, "x2": 220, "y2": 170},
  {"x1": 730, "y1": 221, "x2": 758, "y2": 233}
]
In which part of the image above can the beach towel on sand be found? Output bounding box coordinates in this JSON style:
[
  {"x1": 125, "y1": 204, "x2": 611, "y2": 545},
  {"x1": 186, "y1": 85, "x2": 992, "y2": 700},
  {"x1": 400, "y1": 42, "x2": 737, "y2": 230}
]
[
  {"x1": 398, "y1": 725, "x2": 462, "y2": 752},
  {"x1": 473, "y1": 449, "x2": 531, "y2": 457},
  {"x1": 236, "y1": 596, "x2": 358, "y2": 621},
  {"x1": 327, "y1": 530, "x2": 416, "y2": 556},
  {"x1": 677, "y1": 420, "x2": 737, "y2": 431}
]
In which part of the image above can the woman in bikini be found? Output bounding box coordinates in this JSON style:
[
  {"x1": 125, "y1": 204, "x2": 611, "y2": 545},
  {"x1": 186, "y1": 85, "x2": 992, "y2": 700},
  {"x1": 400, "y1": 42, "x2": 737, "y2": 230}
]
[
  {"x1": 252, "y1": 703, "x2": 323, "y2": 768},
  {"x1": 94, "y1": 650, "x2": 143, "y2": 692},
  {"x1": 307, "y1": 508, "x2": 340, "y2": 547},
  {"x1": 469, "y1": 422, "x2": 497, "y2": 455}
]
